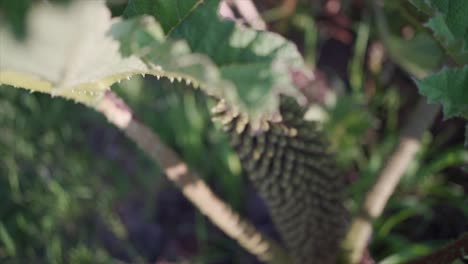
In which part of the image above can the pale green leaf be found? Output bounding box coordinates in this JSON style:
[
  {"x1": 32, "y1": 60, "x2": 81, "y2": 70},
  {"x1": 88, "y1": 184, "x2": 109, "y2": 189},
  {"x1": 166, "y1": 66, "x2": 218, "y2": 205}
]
[
  {"x1": 0, "y1": 0, "x2": 147, "y2": 104},
  {"x1": 0, "y1": 0, "x2": 230, "y2": 114}
]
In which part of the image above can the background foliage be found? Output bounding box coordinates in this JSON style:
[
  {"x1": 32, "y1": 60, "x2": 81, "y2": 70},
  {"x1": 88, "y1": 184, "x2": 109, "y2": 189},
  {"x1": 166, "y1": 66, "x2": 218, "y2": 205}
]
[{"x1": 0, "y1": 0, "x2": 467, "y2": 263}]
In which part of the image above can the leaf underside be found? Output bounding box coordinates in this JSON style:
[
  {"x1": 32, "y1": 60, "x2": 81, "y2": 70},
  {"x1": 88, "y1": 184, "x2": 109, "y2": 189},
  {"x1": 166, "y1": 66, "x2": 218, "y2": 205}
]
[{"x1": 0, "y1": 1, "x2": 146, "y2": 104}]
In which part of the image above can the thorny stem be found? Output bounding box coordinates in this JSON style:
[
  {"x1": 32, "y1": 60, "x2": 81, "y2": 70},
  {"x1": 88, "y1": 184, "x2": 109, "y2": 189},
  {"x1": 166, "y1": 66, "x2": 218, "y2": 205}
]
[
  {"x1": 342, "y1": 99, "x2": 440, "y2": 263},
  {"x1": 94, "y1": 91, "x2": 291, "y2": 264}
]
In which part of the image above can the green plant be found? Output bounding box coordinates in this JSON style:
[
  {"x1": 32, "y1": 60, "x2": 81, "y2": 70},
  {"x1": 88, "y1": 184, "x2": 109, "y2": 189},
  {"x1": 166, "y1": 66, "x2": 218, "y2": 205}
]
[
  {"x1": 1, "y1": 1, "x2": 346, "y2": 263},
  {"x1": 408, "y1": 0, "x2": 468, "y2": 144},
  {"x1": 0, "y1": 0, "x2": 467, "y2": 264}
]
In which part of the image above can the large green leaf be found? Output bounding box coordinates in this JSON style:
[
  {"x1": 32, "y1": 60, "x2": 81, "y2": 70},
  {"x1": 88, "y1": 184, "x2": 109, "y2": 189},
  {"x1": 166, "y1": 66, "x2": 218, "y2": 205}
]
[
  {"x1": 409, "y1": 0, "x2": 468, "y2": 64},
  {"x1": 123, "y1": 0, "x2": 203, "y2": 34},
  {"x1": 124, "y1": 0, "x2": 306, "y2": 120},
  {"x1": 417, "y1": 66, "x2": 468, "y2": 119}
]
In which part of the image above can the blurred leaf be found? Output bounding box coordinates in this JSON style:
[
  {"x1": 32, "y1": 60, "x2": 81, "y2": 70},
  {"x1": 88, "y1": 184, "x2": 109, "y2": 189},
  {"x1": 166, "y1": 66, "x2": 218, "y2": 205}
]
[
  {"x1": 0, "y1": 0, "x2": 32, "y2": 39},
  {"x1": 417, "y1": 146, "x2": 468, "y2": 178},
  {"x1": 377, "y1": 207, "x2": 422, "y2": 238},
  {"x1": 416, "y1": 66, "x2": 468, "y2": 119},
  {"x1": 0, "y1": 0, "x2": 147, "y2": 104},
  {"x1": 0, "y1": 87, "x2": 154, "y2": 262},
  {"x1": 408, "y1": 0, "x2": 433, "y2": 14},
  {"x1": 387, "y1": 33, "x2": 443, "y2": 78},
  {"x1": 0, "y1": 222, "x2": 16, "y2": 256},
  {"x1": 322, "y1": 95, "x2": 374, "y2": 166},
  {"x1": 465, "y1": 123, "x2": 468, "y2": 148},
  {"x1": 0, "y1": 0, "x2": 71, "y2": 39},
  {"x1": 379, "y1": 240, "x2": 433, "y2": 264},
  {"x1": 409, "y1": 0, "x2": 468, "y2": 64},
  {"x1": 69, "y1": 245, "x2": 114, "y2": 264},
  {"x1": 349, "y1": 19, "x2": 370, "y2": 92}
]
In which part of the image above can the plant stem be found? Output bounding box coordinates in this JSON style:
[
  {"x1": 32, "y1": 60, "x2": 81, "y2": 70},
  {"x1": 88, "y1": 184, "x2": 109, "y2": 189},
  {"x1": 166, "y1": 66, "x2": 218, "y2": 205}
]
[
  {"x1": 94, "y1": 91, "x2": 291, "y2": 264},
  {"x1": 342, "y1": 98, "x2": 440, "y2": 263}
]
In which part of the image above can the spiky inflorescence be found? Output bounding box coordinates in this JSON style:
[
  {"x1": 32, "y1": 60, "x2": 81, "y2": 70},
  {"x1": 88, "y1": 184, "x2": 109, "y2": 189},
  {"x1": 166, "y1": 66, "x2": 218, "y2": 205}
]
[{"x1": 213, "y1": 96, "x2": 348, "y2": 264}]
